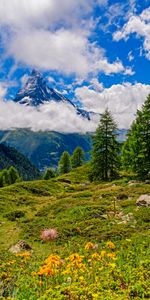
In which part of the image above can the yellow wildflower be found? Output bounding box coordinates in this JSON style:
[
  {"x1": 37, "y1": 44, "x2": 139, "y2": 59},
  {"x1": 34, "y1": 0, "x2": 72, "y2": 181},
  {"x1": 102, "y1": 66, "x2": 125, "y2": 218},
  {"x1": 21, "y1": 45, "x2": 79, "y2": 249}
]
[
  {"x1": 85, "y1": 242, "x2": 94, "y2": 250},
  {"x1": 16, "y1": 251, "x2": 31, "y2": 259},
  {"x1": 100, "y1": 250, "x2": 107, "y2": 257},
  {"x1": 107, "y1": 252, "x2": 116, "y2": 258},
  {"x1": 106, "y1": 241, "x2": 115, "y2": 249}
]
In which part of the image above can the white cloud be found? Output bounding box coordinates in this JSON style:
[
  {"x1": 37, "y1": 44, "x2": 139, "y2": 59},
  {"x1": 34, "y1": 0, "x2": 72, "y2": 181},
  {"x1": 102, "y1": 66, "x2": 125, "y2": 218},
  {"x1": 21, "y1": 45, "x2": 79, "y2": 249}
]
[
  {"x1": 0, "y1": 0, "x2": 131, "y2": 77},
  {"x1": 128, "y1": 51, "x2": 134, "y2": 61},
  {"x1": 0, "y1": 0, "x2": 92, "y2": 29},
  {"x1": 113, "y1": 7, "x2": 150, "y2": 59},
  {"x1": 75, "y1": 82, "x2": 150, "y2": 128},
  {"x1": 0, "y1": 99, "x2": 97, "y2": 133}
]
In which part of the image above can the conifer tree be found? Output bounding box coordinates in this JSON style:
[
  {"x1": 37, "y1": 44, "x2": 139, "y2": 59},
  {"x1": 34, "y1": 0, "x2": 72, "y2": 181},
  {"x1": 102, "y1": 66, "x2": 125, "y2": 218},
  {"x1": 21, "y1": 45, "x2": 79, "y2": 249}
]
[
  {"x1": 122, "y1": 94, "x2": 150, "y2": 178},
  {"x1": 71, "y1": 147, "x2": 85, "y2": 168},
  {"x1": 8, "y1": 166, "x2": 21, "y2": 184},
  {"x1": 43, "y1": 168, "x2": 55, "y2": 180},
  {"x1": 90, "y1": 109, "x2": 120, "y2": 181},
  {"x1": 2, "y1": 169, "x2": 11, "y2": 186},
  {"x1": 58, "y1": 151, "x2": 71, "y2": 174}
]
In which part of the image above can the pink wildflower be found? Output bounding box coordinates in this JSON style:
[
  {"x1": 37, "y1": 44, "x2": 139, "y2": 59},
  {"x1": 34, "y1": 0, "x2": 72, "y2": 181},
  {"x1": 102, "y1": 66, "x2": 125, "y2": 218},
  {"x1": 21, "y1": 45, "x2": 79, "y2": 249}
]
[{"x1": 40, "y1": 228, "x2": 58, "y2": 241}]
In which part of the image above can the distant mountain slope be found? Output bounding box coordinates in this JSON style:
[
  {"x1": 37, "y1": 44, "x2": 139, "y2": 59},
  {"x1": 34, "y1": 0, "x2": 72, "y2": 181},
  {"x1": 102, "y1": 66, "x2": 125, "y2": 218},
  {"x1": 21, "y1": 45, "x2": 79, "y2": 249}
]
[
  {"x1": 14, "y1": 69, "x2": 91, "y2": 120},
  {"x1": 0, "y1": 143, "x2": 40, "y2": 180},
  {"x1": 0, "y1": 129, "x2": 92, "y2": 171}
]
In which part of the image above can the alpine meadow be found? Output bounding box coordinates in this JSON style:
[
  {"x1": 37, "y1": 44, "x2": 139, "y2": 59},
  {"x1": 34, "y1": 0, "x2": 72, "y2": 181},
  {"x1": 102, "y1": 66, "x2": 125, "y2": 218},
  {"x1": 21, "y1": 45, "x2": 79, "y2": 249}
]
[{"x1": 0, "y1": 1, "x2": 150, "y2": 299}]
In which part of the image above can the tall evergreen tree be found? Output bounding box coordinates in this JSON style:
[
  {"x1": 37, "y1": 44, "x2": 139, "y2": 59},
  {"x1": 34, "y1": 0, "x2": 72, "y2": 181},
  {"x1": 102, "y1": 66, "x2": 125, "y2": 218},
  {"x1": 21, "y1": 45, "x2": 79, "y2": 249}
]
[
  {"x1": 43, "y1": 168, "x2": 55, "y2": 180},
  {"x1": 122, "y1": 94, "x2": 150, "y2": 178},
  {"x1": 2, "y1": 169, "x2": 11, "y2": 186},
  {"x1": 58, "y1": 151, "x2": 71, "y2": 174},
  {"x1": 8, "y1": 166, "x2": 21, "y2": 184},
  {"x1": 90, "y1": 109, "x2": 120, "y2": 181},
  {"x1": 71, "y1": 147, "x2": 85, "y2": 168}
]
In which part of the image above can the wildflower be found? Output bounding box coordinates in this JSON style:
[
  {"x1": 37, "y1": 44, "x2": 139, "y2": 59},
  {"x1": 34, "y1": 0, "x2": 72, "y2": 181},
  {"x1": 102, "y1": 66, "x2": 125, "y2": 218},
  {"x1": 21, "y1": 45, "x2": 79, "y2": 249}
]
[
  {"x1": 85, "y1": 242, "x2": 94, "y2": 250},
  {"x1": 16, "y1": 251, "x2": 31, "y2": 259},
  {"x1": 107, "y1": 252, "x2": 116, "y2": 259},
  {"x1": 100, "y1": 250, "x2": 107, "y2": 257},
  {"x1": 37, "y1": 266, "x2": 53, "y2": 276},
  {"x1": 91, "y1": 253, "x2": 100, "y2": 260},
  {"x1": 109, "y1": 262, "x2": 116, "y2": 268},
  {"x1": 106, "y1": 241, "x2": 115, "y2": 249},
  {"x1": 40, "y1": 228, "x2": 58, "y2": 241}
]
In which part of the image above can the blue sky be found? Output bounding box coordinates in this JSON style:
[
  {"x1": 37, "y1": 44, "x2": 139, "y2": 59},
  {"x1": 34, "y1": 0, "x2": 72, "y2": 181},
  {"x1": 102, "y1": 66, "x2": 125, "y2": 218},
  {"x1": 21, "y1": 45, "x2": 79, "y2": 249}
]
[{"x1": 0, "y1": 0, "x2": 150, "y2": 131}]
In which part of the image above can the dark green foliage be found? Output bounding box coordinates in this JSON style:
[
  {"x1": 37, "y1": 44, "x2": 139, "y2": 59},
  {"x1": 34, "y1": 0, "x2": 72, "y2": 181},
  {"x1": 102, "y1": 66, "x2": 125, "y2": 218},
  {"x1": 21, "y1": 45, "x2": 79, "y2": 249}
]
[
  {"x1": 71, "y1": 146, "x2": 85, "y2": 168},
  {"x1": 0, "y1": 143, "x2": 40, "y2": 180},
  {"x1": 1, "y1": 169, "x2": 10, "y2": 186},
  {"x1": 43, "y1": 168, "x2": 55, "y2": 180},
  {"x1": 8, "y1": 166, "x2": 21, "y2": 184},
  {"x1": 58, "y1": 151, "x2": 71, "y2": 174},
  {"x1": 90, "y1": 109, "x2": 120, "y2": 181},
  {"x1": 122, "y1": 94, "x2": 150, "y2": 179},
  {"x1": 0, "y1": 166, "x2": 21, "y2": 187}
]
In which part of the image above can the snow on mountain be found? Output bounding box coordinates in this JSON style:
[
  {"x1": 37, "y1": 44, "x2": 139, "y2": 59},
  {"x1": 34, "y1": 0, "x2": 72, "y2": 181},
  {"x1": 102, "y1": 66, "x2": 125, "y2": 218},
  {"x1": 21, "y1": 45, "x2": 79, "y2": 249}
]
[{"x1": 14, "y1": 70, "x2": 91, "y2": 120}]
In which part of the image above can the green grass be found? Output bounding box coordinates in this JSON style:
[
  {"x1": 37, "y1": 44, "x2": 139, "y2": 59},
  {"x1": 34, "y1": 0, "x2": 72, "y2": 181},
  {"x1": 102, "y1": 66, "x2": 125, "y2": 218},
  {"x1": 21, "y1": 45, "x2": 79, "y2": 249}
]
[{"x1": 0, "y1": 165, "x2": 150, "y2": 299}]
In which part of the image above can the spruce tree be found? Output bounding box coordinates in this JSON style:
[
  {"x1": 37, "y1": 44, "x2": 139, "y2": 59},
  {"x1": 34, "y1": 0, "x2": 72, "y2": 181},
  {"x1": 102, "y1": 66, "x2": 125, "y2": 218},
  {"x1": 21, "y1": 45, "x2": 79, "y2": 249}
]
[
  {"x1": 8, "y1": 166, "x2": 21, "y2": 184},
  {"x1": 43, "y1": 168, "x2": 55, "y2": 180},
  {"x1": 71, "y1": 147, "x2": 85, "y2": 168},
  {"x1": 90, "y1": 109, "x2": 120, "y2": 181},
  {"x1": 2, "y1": 169, "x2": 11, "y2": 186},
  {"x1": 122, "y1": 94, "x2": 150, "y2": 178},
  {"x1": 58, "y1": 151, "x2": 71, "y2": 174}
]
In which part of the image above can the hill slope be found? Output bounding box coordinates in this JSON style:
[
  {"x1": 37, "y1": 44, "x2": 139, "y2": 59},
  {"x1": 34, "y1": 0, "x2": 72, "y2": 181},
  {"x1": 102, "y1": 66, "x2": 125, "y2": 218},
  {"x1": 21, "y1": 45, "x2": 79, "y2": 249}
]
[
  {"x1": 0, "y1": 165, "x2": 149, "y2": 299},
  {"x1": 0, "y1": 143, "x2": 40, "y2": 180},
  {"x1": 0, "y1": 129, "x2": 92, "y2": 170}
]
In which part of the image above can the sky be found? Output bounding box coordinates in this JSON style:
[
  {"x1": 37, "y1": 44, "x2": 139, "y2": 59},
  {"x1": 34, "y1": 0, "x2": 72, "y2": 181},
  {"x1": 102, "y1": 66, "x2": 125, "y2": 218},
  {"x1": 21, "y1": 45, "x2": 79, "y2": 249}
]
[{"x1": 0, "y1": 0, "x2": 150, "y2": 132}]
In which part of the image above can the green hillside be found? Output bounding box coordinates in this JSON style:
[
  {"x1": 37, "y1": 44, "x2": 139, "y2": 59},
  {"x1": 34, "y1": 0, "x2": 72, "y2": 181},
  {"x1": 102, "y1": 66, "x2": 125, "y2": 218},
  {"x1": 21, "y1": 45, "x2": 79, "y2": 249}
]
[
  {"x1": 0, "y1": 143, "x2": 40, "y2": 180},
  {"x1": 0, "y1": 129, "x2": 92, "y2": 170},
  {"x1": 0, "y1": 165, "x2": 149, "y2": 299}
]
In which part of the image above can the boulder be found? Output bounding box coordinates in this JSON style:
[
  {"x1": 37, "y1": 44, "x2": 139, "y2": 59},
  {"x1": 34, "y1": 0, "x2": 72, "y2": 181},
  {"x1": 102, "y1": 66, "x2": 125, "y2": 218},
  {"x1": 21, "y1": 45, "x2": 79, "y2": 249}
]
[
  {"x1": 136, "y1": 195, "x2": 150, "y2": 207},
  {"x1": 9, "y1": 240, "x2": 32, "y2": 254}
]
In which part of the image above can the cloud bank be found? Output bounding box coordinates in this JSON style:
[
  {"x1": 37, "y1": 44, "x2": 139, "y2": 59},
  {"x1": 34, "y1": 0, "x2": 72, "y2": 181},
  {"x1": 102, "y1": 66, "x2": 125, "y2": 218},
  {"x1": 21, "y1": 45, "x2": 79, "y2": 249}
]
[
  {"x1": 113, "y1": 7, "x2": 150, "y2": 59},
  {"x1": 0, "y1": 82, "x2": 150, "y2": 132},
  {"x1": 0, "y1": 0, "x2": 132, "y2": 77},
  {"x1": 75, "y1": 82, "x2": 150, "y2": 128},
  {"x1": 0, "y1": 100, "x2": 98, "y2": 133}
]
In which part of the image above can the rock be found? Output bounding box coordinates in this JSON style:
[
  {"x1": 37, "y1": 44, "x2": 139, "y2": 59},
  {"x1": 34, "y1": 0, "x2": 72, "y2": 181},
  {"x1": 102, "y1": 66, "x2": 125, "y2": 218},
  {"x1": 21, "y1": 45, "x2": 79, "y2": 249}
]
[
  {"x1": 145, "y1": 180, "x2": 150, "y2": 184},
  {"x1": 9, "y1": 240, "x2": 32, "y2": 254},
  {"x1": 128, "y1": 180, "x2": 142, "y2": 186},
  {"x1": 136, "y1": 195, "x2": 150, "y2": 207}
]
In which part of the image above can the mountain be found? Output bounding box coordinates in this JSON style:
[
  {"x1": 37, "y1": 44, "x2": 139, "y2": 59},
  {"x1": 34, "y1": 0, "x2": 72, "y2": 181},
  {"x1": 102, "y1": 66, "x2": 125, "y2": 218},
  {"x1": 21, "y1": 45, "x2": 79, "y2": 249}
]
[
  {"x1": 0, "y1": 143, "x2": 40, "y2": 180},
  {"x1": 0, "y1": 129, "x2": 92, "y2": 171},
  {"x1": 14, "y1": 69, "x2": 91, "y2": 120}
]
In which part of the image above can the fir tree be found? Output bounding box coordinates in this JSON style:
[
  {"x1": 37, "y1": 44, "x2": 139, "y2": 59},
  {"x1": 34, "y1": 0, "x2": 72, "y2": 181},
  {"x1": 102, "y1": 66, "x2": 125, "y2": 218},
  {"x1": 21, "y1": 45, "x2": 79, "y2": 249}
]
[
  {"x1": 58, "y1": 151, "x2": 71, "y2": 174},
  {"x1": 71, "y1": 147, "x2": 85, "y2": 168},
  {"x1": 90, "y1": 109, "x2": 120, "y2": 181},
  {"x1": 122, "y1": 94, "x2": 150, "y2": 178},
  {"x1": 8, "y1": 166, "x2": 21, "y2": 184},
  {"x1": 2, "y1": 169, "x2": 11, "y2": 186},
  {"x1": 43, "y1": 168, "x2": 55, "y2": 180}
]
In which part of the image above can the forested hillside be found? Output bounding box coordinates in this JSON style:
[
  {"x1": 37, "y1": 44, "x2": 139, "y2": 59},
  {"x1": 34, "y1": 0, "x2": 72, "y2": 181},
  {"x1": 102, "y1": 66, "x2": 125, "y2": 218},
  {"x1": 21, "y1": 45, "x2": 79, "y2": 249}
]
[{"x1": 0, "y1": 143, "x2": 40, "y2": 180}]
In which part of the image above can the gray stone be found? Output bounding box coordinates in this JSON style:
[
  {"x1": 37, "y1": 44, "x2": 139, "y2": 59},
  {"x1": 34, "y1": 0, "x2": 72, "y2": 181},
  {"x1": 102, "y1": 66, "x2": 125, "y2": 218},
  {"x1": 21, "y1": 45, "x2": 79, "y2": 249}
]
[
  {"x1": 9, "y1": 240, "x2": 32, "y2": 254},
  {"x1": 136, "y1": 195, "x2": 150, "y2": 207}
]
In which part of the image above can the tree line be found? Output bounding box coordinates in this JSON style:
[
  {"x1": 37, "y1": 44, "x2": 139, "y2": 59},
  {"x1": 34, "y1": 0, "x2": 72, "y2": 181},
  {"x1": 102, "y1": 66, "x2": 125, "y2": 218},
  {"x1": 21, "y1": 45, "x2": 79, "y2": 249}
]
[
  {"x1": 44, "y1": 94, "x2": 150, "y2": 181},
  {"x1": 1, "y1": 93, "x2": 150, "y2": 185},
  {"x1": 0, "y1": 166, "x2": 21, "y2": 187}
]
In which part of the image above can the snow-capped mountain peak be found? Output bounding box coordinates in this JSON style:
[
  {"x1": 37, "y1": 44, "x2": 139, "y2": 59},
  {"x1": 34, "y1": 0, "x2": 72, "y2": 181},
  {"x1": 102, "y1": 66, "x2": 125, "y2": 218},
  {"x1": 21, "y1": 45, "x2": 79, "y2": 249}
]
[{"x1": 14, "y1": 70, "x2": 91, "y2": 120}]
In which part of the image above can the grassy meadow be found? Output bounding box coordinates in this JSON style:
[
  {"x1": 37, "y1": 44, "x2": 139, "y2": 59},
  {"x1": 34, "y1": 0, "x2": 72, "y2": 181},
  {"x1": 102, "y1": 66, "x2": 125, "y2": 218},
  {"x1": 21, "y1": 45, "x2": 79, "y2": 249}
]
[{"x1": 0, "y1": 165, "x2": 150, "y2": 299}]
